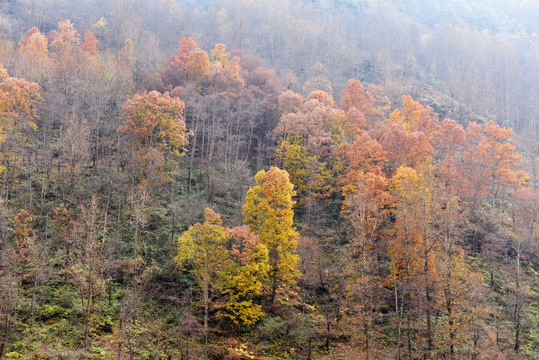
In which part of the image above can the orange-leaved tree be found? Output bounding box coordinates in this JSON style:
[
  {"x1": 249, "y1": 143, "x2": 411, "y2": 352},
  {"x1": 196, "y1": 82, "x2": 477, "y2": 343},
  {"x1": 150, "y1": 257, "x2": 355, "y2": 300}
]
[
  {"x1": 118, "y1": 91, "x2": 192, "y2": 184},
  {"x1": 275, "y1": 90, "x2": 345, "y2": 210},
  {"x1": 81, "y1": 30, "x2": 99, "y2": 55},
  {"x1": 0, "y1": 65, "x2": 42, "y2": 198},
  {"x1": 380, "y1": 96, "x2": 439, "y2": 176},
  {"x1": 175, "y1": 37, "x2": 198, "y2": 71},
  {"x1": 19, "y1": 27, "x2": 49, "y2": 56},
  {"x1": 460, "y1": 121, "x2": 528, "y2": 212},
  {"x1": 342, "y1": 169, "x2": 390, "y2": 357},
  {"x1": 50, "y1": 20, "x2": 80, "y2": 54},
  {"x1": 432, "y1": 189, "x2": 484, "y2": 359},
  {"x1": 339, "y1": 79, "x2": 389, "y2": 135},
  {"x1": 185, "y1": 49, "x2": 210, "y2": 83},
  {"x1": 386, "y1": 166, "x2": 431, "y2": 360}
]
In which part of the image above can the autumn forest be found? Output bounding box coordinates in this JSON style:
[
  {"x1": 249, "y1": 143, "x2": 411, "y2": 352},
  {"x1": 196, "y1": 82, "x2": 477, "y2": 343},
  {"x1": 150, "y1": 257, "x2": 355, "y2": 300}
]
[{"x1": 0, "y1": 0, "x2": 537, "y2": 359}]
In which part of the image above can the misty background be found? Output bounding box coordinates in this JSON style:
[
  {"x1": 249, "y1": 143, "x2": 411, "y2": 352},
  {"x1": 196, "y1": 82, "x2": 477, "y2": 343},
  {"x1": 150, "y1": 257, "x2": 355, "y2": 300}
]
[{"x1": 0, "y1": 0, "x2": 537, "y2": 135}]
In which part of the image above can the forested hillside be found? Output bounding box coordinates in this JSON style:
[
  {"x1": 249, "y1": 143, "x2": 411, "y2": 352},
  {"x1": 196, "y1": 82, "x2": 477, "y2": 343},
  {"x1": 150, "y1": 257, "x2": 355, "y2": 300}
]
[{"x1": 0, "y1": 1, "x2": 537, "y2": 359}]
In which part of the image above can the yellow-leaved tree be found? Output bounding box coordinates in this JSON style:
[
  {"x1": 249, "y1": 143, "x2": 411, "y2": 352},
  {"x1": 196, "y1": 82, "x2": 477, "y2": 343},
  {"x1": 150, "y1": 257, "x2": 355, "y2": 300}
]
[
  {"x1": 219, "y1": 226, "x2": 269, "y2": 325},
  {"x1": 243, "y1": 166, "x2": 301, "y2": 304},
  {"x1": 175, "y1": 208, "x2": 228, "y2": 355}
]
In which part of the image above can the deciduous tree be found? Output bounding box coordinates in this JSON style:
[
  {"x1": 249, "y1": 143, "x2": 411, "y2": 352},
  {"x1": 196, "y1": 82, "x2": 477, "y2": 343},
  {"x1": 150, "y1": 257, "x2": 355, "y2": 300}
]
[
  {"x1": 339, "y1": 79, "x2": 389, "y2": 134},
  {"x1": 0, "y1": 66, "x2": 42, "y2": 199},
  {"x1": 71, "y1": 196, "x2": 105, "y2": 349},
  {"x1": 176, "y1": 208, "x2": 228, "y2": 354},
  {"x1": 118, "y1": 91, "x2": 192, "y2": 184},
  {"x1": 50, "y1": 20, "x2": 80, "y2": 54},
  {"x1": 243, "y1": 167, "x2": 300, "y2": 304},
  {"x1": 219, "y1": 226, "x2": 268, "y2": 325},
  {"x1": 81, "y1": 30, "x2": 99, "y2": 55}
]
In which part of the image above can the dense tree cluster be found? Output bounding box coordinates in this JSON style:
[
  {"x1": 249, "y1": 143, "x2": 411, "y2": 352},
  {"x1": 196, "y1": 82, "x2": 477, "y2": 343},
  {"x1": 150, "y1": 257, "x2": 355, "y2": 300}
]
[{"x1": 0, "y1": 2, "x2": 536, "y2": 359}]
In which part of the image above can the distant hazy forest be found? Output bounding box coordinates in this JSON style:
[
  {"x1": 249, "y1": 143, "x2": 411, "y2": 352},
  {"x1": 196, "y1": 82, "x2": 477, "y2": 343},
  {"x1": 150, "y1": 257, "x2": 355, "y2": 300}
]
[{"x1": 0, "y1": 0, "x2": 537, "y2": 359}]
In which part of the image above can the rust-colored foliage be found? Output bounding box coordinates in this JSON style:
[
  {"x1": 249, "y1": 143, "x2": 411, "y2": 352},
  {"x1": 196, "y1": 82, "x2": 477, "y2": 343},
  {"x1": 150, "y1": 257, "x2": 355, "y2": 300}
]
[
  {"x1": 340, "y1": 80, "x2": 389, "y2": 135},
  {"x1": 275, "y1": 90, "x2": 343, "y2": 158},
  {"x1": 19, "y1": 27, "x2": 49, "y2": 56},
  {"x1": 226, "y1": 226, "x2": 260, "y2": 266},
  {"x1": 341, "y1": 131, "x2": 387, "y2": 190},
  {"x1": 308, "y1": 89, "x2": 335, "y2": 107},
  {"x1": 118, "y1": 91, "x2": 192, "y2": 182},
  {"x1": 435, "y1": 118, "x2": 465, "y2": 157},
  {"x1": 0, "y1": 75, "x2": 42, "y2": 122},
  {"x1": 388, "y1": 96, "x2": 441, "y2": 141},
  {"x1": 379, "y1": 122, "x2": 433, "y2": 175},
  {"x1": 14, "y1": 210, "x2": 35, "y2": 266},
  {"x1": 0, "y1": 66, "x2": 42, "y2": 200},
  {"x1": 278, "y1": 90, "x2": 304, "y2": 114},
  {"x1": 81, "y1": 30, "x2": 99, "y2": 55},
  {"x1": 174, "y1": 37, "x2": 198, "y2": 70},
  {"x1": 50, "y1": 20, "x2": 80, "y2": 52},
  {"x1": 460, "y1": 121, "x2": 528, "y2": 207}
]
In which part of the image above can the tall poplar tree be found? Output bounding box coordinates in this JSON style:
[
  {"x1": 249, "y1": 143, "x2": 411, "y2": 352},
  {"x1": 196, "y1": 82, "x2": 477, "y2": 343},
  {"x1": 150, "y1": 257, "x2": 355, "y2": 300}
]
[{"x1": 243, "y1": 166, "x2": 300, "y2": 304}]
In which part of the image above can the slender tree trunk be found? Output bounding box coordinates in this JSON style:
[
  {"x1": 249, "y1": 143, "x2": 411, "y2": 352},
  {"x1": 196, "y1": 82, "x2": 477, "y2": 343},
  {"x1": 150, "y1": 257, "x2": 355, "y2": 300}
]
[
  {"x1": 365, "y1": 321, "x2": 370, "y2": 360},
  {"x1": 424, "y1": 256, "x2": 432, "y2": 359},
  {"x1": 84, "y1": 312, "x2": 89, "y2": 349},
  {"x1": 422, "y1": 185, "x2": 433, "y2": 359},
  {"x1": 127, "y1": 326, "x2": 134, "y2": 360},
  {"x1": 188, "y1": 117, "x2": 199, "y2": 191},
  {"x1": 448, "y1": 302, "x2": 454, "y2": 360},
  {"x1": 394, "y1": 258, "x2": 402, "y2": 360},
  {"x1": 133, "y1": 225, "x2": 138, "y2": 259},
  {"x1": 325, "y1": 317, "x2": 330, "y2": 350},
  {"x1": 514, "y1": 241, "x2": 521, "y2": 353},
  {"x1": 271, "y1": 270, "x2": 278, "y2": 305},
  {"x1": 406, "y1": 309, "x2": 412, "y2": 360},
  {"x1": 30, "y1": 274, "x2": 39, "y2": 320},
  {"x1": 245, "y1": 114, "x2": 255, "y2": 162},
  {"x1": 204, "y1": 277, "x2": 209, "y2": 359},
  {"x1": 117, "y1": 319, "x2": 123, "y2": 359}
]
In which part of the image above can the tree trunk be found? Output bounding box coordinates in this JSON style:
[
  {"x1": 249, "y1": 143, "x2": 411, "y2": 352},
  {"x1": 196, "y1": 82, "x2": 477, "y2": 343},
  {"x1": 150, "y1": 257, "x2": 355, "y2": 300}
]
[
  {"x1": 187, "y1": 116, "x2": 199, "y2": 191},
  {"x1": 394, "y1": 259, "x2": 402, "y2": 360},
  {"x1": 325, "y1": 318, "x2": 330, "y2": 350},
  {"x1": 514, "y1": 242, "x2": 521, "y2": 353},
  {"x1": 204, "y1": 278, "x2": 209, "y2": 359},
  {"x1": 424, "y1": 256, "x2": 432, "y2": 359},
  {"x1": 448, "y1": 302, "x2": 454, "y2": 360},
  {"x1": 422, "y1": 187, "x2": 433, "y2": 359},
  {"x1": 364, "y1": 321, "x2": 370, "y2": 360},
  {"x1": 406, "y1": 312, "x2": 412, "y2": 360},
  {"x1": 271, "y1": 270, "x2": 278, "y2": 305}
]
